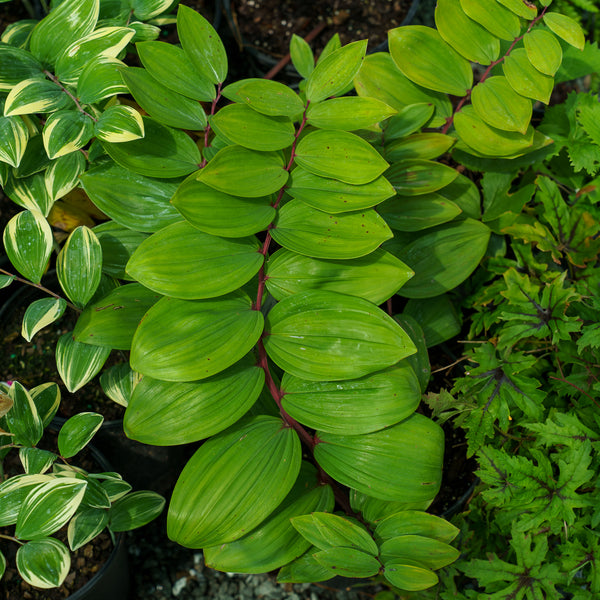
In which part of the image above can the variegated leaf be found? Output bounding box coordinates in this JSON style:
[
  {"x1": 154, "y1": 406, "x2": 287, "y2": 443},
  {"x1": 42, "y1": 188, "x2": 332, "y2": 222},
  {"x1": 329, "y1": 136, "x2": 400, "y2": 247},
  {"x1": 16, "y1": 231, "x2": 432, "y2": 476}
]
[
  {"x1": 30, "y1": 382, "x2": 61, "y2": 427},
  {"x1": 58, "y1": 412, "x2": 104, "y2": 458},
  {"x1": 0, "y1": 550, "x2": 5, "y2": 581},
  {"x1": 0, "y1": 20, "x2": 37, "y2": 48},
  {"x1": 5, "y1": 382, "x2": 44, "y2": 447},
  {"x1": 19, "y1": 447, "x2": 58, "y2": 475},
  {"x1": 95, "y1": 105, "x2": 145, "y2": 143},
  {"x1": 0, "y1": 45, "x2": 44, "y2": 91},
  {"x1": 45, "y1": 152, "x2": 87, "y2": 202},
  {"x1": 22, "y1": 297, "x2": 67, "y2": 342},
  {"x1": 0, "y1": 474, "x2": 53, "y2": 527},
  {"x1": 42, "y1": 110, "x2": 95, "y2": 159},
  {"x1": 109, "y1": 491, "x2": 165, "y2": 531},
  {"x1": 3, "y1": 171, "x2": 53, "y2": 216},
  {"x1": 4, "y1": 78, "x2": 72, "y2": 117},
  {"x1": 56, "y1": 332, "x2": 111, "y2": 392},
  {"x1": 16, "y1": 538, "x2": 71, "y2": 589},
  {"x1": 0, "y1": 116, "x2": 29, "y2": 167},
  {"x1": 68, "y1": 507, "x2": 109, "y2": 551},
  {"x1": 77, "y1": 57, "x2": 129, "y2": 104},
  {"x1": 100, "y1": 363, "x2": 141, "y2": 407},
  {"x1": 3, "y1": 209, "x2": 53, "y2": 283},
  {"x1": 133, "y1": 0, "x2": 172, "y2": 20}
]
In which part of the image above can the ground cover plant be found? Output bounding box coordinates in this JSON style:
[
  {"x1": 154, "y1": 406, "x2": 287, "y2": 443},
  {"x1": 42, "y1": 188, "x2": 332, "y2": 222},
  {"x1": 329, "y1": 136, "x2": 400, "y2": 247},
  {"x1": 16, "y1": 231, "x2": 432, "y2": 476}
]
[{"x1": 0, "y1": 0, "x2": 590, "y2": 595}]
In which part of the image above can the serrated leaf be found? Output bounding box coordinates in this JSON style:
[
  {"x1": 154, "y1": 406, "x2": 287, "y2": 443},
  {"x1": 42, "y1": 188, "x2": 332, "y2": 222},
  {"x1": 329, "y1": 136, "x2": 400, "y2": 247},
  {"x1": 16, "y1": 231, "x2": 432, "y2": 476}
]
[
  {"x1": 42, "y1": 110, "x2": 94, "y2": 159},
  {"x1": 503, "y1": 48, "x2": 554, "y2": 104},
  {"x1": 56, "y1": 332, "x2": 111, "y2": 392},
  {"x1": 95, "y1": 105, "x2": 145, "y2": 143},
  {"x1": 16, "y1": 538, "x2": 71, "y2": 589},
  {"x1": 58, "y1": 412, "x2": 104, "y2": 458},
  {"x1": 459, "y1": 0, "x2": 521, "y2": 41},
  {"x1": 21, "y1": 297, "x2": 67, "y2": 342}
]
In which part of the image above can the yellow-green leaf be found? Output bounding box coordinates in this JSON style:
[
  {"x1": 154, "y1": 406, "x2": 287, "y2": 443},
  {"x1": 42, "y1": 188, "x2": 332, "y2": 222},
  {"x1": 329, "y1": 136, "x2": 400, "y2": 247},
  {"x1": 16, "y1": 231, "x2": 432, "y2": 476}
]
[
  {"x1": 543, "y1": 11, "x2": 585, "y2": 51},
  {"x1": 459, "y1": 0, "x2": 521, "y2": 41},
  {"x1": 523, "y1": 29, "x2": 563, "y2": 76},
  {"x1": 503, "y1": 48, "x2": 554, "y2": 104},
  {"x1": 42, "y1": 110, "x2": 94, "y2": 159}
]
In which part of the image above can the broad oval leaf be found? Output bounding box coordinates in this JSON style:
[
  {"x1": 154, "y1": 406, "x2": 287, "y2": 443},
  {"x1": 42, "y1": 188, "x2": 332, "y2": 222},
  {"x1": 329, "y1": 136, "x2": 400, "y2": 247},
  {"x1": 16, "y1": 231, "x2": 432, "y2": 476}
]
[
  {"x1": 5, "y1": 381, "x2": 43, "y2": 447},
  {"x1": 471, "y1": 76, "x2": 532, "y2": 134},
  {"x1": 435, "y1": 0, "x2": 500, "y2": 65},
  {"x1": 287, "y1": 167, "x2": 395, "y2": 213},
  {"x1": 384, "y1": 561, "x2": 438, "y2": 592},
  {"x1": 314, "y1": 413, "x2": 444, "y2": 502},
  {"x1": 281, "y1": 362, "x2": 420, "y2": 435},
  {"x1": 497, "y1": 0, "x2": 537, "y2": 19},
  {"x1": 0, "y1": 116, "x2": 29, "y2": 167},
  {"x1": 100, "y1": 363, "x2": 141, "y2": 407},
  {"x1": 459, "y1": 0, "x2": 521, "y2": 41},
  {"x1": 67, "y1": 507, "x2": 109, "y2": 551},
  {"x1": 0, "y1": 475, "x2": 53, "y2": 527},
  {"x1": 30, "y1": 382, "x2": 61, "y2": 428},
  {"x1": 132, "y1": 0, "x2": 171, "y2": 20},
  {"x1": 523, "y1": 29, "x2": 562, "y2": 76},
  {"x1": 73, "y1": 283, "x2": 161, "y2": 350},
  {"x1": 4, "y1": 171, "x2": 53, "y2": 217},
  {"x1": 198, "y1": 145, "x2": 288, "y2": 197},
  {"x1": 277, "y1": 551, "x2": 336, "y2": 583},
  {"x1": 109, "y1": 491, "x2": 165, "y2": 531},
  {"x1": 295, "y1": 130, "x2": 389, "y2": 185},
  {"x1": 385, "y1": 159, "x2": 458, "y2": 196},
  {"x1": 389, "y1": 26, "x2": 472, "y2": 97},
  {"x1": 80, "y1": 161, "x2": 182, "y2": 232},
  {"x1": 124, "y1": 355, "x2": 264, "y2": 445},
  {"x1": 210, "y1": 103, "x2": 295, "y2": 151},
  {"x1": 385, "y1": 133, "x2": 456, "y2": 162},
  {"x1": 388, "y1": 217, "x2": 491, "y2": 298},
  {"x1": 130, "y1": 292, "x2": 264, "y2": 381},
  {"x1": 306, "y1": 97, "x2": 396, "y2": 131},
  {"x1": 4, "y1": 78, "x2": 72, "y2": 117},
  {"x1": 19, "y1": 448, "x2": 57, "y2": 475},
  {"x1": 375, "y1": 510, "x2": 460, "y2": 543},
  {"x1": 265, "y1": 247, "x2": 413, "y2": 305},
  {"x1": 503, "y1": 48, "x2": 554, "y2": 104},
  {"x1": 171, "y1": 176, "x2": 276, "y2": 238},
  {"x1": 377, "y1": 193, "x2": 462, "y2": 232},
  {"x1": 384, "y1": 104, "x2": 436, "y2": 140},
  {"x1": 58, "y1": 412, "x2": 104, "y2": 458},
  {"x1": 42, "y1": 110, "x2": 94, "y2": 159},
  {"x1": 77, "y1": 57, "x2": 128, "y2": 104},
  {"x1": 3, "y1": 209, "x2": 53, "y2": 283},
  {"x1": 94, "y1": 105, "x2": 145, "y2": 143},
  {"x1": 16, "y1": 538, "x2": 71, "y2": 589},
  {"x1": 271, "y1": 200, "x2": 392, "y2": 260},
  {"x1": 93, "y1": 222, "x2": 148, "y2": 279},
  {"x1": 312, "y1": 547, "x2": 380, "y2": 578},
  {"x1": 306, "y1": 40, "x2": 367, "y2": 104},
  {"x1": 168, "y1": 416, "x2": 301, "y2": 548},
  {"x1": 45, "y1": 152, "x2": 86, "y2": 202},
  {"x1": 56, "y1": 332, "x2": 111, "y2": 392},
  {"x1": 380, "y1": 535, "x2": 459, "y2": 570},
  {"x1": 290, "y1": 33, "x2": 315, "y2": 79},
  {"x1": 126, "y1": 221, "x2": 262, "y2": 299},
  {"x1": 404, "y1": 294, "x2": 462, "y2": 347},
  {"x1": 234, "y1": 79, "x2": 305, "y2": 118},
  {"x1": 543, "y1": 12, "x2": 585, "y2": 51},
  {"x1": 0, "y1": 46, "x2": 44, "y2": 91},
  {"x1": 57, "y1": 225, "x2": 102, "y2": 308},
  {"x1": 22, "y1": 297, "x2": 67, "y2": 342},
  {"x1": 264, "y1": 290, "x2": 416, "y2": 381}
]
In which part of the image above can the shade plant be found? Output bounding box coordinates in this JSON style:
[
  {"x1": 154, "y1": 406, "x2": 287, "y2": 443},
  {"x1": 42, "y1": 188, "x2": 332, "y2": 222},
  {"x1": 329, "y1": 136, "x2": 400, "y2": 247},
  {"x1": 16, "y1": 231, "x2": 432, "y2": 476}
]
[{"x1": 0, "y1": 0, "x2": 586, "y2": 594}]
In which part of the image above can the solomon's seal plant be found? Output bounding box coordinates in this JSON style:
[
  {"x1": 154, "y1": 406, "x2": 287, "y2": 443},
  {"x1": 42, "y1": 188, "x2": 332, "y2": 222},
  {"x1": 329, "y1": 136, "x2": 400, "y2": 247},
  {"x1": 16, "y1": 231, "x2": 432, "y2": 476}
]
[{"x1": 0, "y1": 381, "x2": 165, "y2": 589}]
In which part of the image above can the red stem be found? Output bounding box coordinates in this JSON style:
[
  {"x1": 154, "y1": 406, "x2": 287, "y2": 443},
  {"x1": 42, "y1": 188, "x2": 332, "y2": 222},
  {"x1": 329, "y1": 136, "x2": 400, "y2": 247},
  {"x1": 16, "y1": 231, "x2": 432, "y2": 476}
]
[{"x1": 199, "y1": 83, "x2": 223, "y2": 168}]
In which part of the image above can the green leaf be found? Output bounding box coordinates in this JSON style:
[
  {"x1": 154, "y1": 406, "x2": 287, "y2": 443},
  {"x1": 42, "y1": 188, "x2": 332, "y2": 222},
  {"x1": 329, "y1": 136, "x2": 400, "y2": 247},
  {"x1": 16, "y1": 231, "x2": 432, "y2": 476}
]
[
  {"x1": 277, "y1": 550, "x2": 336, "y2": 583},
  {"x1": 73, "y1": 283, "x2": 161, "y2": 350},
  {"x1": 496, "y1": 0, "x2": 537, "y2": 19},
  {"x1": 0, "y1": 116, "x2": 29, "y2": 167},
  {"x1": 102, "y1": 117, "x2": 201, "y2": 178},
  {"x1": 16, "y1": 538, "x2": 70, "y2": 589},
  {"x1": 99, "y1": 363, "x2": 140, "y2": 407},
  {"x1": 392, "y1": 315, "x2": 430, "y2": 393},
  {"x1": 109, "y1": 491, "x2": 165, "y2": 531},
  {"x1": 523, "y1": 29, "x2": 562, "y2": 76},
  {"x1": 314, "y1": 413, "x2": 444, "y2": 502},
  {"x1": 0, "y1": 45, "x2": 44, "y2": 91},
  {"x1": 375, "y1": 510, "x2": 459, "y2": 544},
  {"x1": 290, "y1": 34, "x2": 314, "y2": 79},
  {"x1": 16, "y1": 478, "x2": 87, "y2": 539},
  {"x1": 130, "y1": 292, "x2": 264, "y2": 381},
  {"x1": 30, "y1": 382, "x2": 61, "y2": 428},
  {"x1": 177, "y1": 4, "x2": 227, "y2": 84},
  {"x1": 42, "y1": 110, "x2": 94, "y2": 159},
  {"x1": 404, "y1": 294, "x2": 462, "y2": 347},
  {"x1": 264, "y1": 290, "x2": 416, "y2": 381},
  {"x1": 287, "y1": 167, "x2": 395, "y2": 213},
  {"x1": 0, "y1": 474, "x2": 53, "y2": 527},
  {"x1": 313, "y1": 547, "x2": 380, "y2": 578},
  {"x1": 306, "y1": 97, "x2": 396, "y2": 131},
  {"x1": 232, "y1": 79, "x2": 305, "y2": 118},
  {"x1": 44, "y1": 152, "x2": 86, "y2": 202},
  {"x1": 132, "y1": 0, "x2": 171, "y2": 20},
  {"x1": 55, "y1": 26, "x2": 134, "y2": 86},
  {"x1": 21, "y1": 297, "x2": 67, "y2": 342},
  {"x1": 459, "y1": 0, "x2": 521, "y2": 41},
  {"x1": 306, "y1": 40, "x2": 367, "y2": 104},
  {"x1": 0, "y1": 274, "x2": 15, "y2": 289},
  {"x1": 171, "y1": 176, "x2": 276, "y2": 238},
  {"x1": 1, "y1": 20, "x2": 37, "y2": 48},
  {"x1": 124, "y1": 354, "x2": 264, "y2": 445},
  {"x1": 389, "y1": 26, "x2": 472, "y2": 96},
  {"x1": 29, "y1": 0, "x2": 99, "y2": 66},
  {"x1": 121, "y1": 67, "x2": 207, "y2": 131},
  {"x1": 435, "y1": 0, "x2": 501, "y2": 65},
  {"x1": 295, "y1": 130, "x2": 389, "y2": 185},
  {"x1": 384, "y1": 104, "x2": 436, "y2": 140},
  {"x1": 385, "y1": 133, "x2": 456, "y2": 162},
  {"x1": 281, "y1": 363, "x2": 420, "y2": 435},
  {"x1": 5, "y1": 382, "x2": 43, "y2": 447},
  {"x1": 2, "y1": 171, "x2": 53, "y2": 215},
  {"x1": 81, "y1": 161, "x2": 182, "y2": 232},
  {"x1": 454, "y1": 105, "x2": 535, "y2": 156},
  {"x1": 385, "y1": 159, "x2": 458, "y2": 195},
  {"x1": 378, "y1": 193, "x2": 461, "y2": 232},
  {"x1": 198, "y1": 145, "x2": 288, "y2": 197},
  {"x1": 67, "y1": 507, "x2": 109, "y2": 551},
  {"x1": 58, "y1": 412, "x2": 104, "y2": 458},
  {"x1": 210, "y1": 103, "x2": 295, "y2": 151},
  {"x1": 93, "y1": 222, "x2": 148, "y2": 279},
  {"x1": 55, "y1": 332, "x2": 111, "y2": 392},
  {"x1": 503, "y1": 48, "x2": 554, "y2": 104},
  {"x1": 3, "y1": 209, "x2": 53, "y2": 284},
  {"x1": 77, "y1": 57, "x2": 129, "y2": 104},
  {"x1": 265, "y1": 247, "x2": 413, "y2": 305},
  {"x1": 137, "y1": 41, "x2": 215, "y2": 101},
  {"x1": 543, "y1": 12, "x2": 585, "y2": 51},
  {"x1": 168, "y1": 416, "x2": 301, "y2": 548},
  {"x1": 379, "y1": 535, "x2": 459, "y2": 569},
  {"x1": 271, "y1": 200, "x2": 392, "y2": 260},
  {"x1": 383, "y1": 561, "x2": 438, "y2": 591},
  {"x1": 4, "y1": 78, "x2": 72, "y2": 117},
  {"x1": 94, "y1": 105, "x2": 145, "y2": 143},
  {"x1": 57, "y1": 226, "x2": 102, "y2": 308}
]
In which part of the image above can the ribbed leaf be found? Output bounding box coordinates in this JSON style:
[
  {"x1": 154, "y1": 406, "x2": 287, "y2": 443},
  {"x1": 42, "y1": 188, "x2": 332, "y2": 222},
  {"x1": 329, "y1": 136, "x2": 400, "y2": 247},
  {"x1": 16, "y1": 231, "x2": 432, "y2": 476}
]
[
  {"x1": 265, "y1": 247, "x2": 413, "y2": 305},
  {"x1": 0, "y1": 116, "x2": 29, "y2": 167},
  {"x1": 290, "y1": 34, "x2": 314, "y2": 78},
  {"x1": 171, "y1": 176, "x2": 275, "y2": 237},
  {"x1": 277, "y1": 551, "x2": 336, "y2": 583},
  {"x1": 73, "y1": 283, "x2": 161, "y2": 350},
  {"x1": 264, "y1": 290, "x2": 415, "y2": 381},
  {"x1": 58, "y1": 412, "x2": 104, "y2": 458},
  {"x1": 132, "y1": 0, "x2": 171, "y2": 20},
  {"x1": 4, "y1": 78, "x2": 72, "y2": 117},
  {"x1": 16, "y1": 538, "x2": 71, "y2": 589},
  {"x1": 503, "y1": 48, "x2": 554, "y2": 104},
  {"x1": 314, "y1": 413, "x2": 444, "y2": 502},
  {"x1": 389, "y1": 26, "x2": 472, "y2": 96},
  {"x1": 379, "y1": 535, "x2": 459, "y2": 569},
  {"x1": 21, "y1": 297, "x2": 67, "y2": 342},
  {"x1": 5, "y1": 381, "x2": 43, "y2": 447},
  {"x1": 0, "y1": 475, "x2": 52, "y2": 527},
  {"x1": 375, "y1": 510, "x2": 459, "y2": 543},
  {"x1": 295, "y1": 130, "x2": 389, "y2": 185},
  {"x1": 0, "y1": 45, "x2": 44, "y2": 91},
  {"x1": 385, "y1": 133, "x2": 455, "y2": 162},
  {"x1": 287, "y1": 167, "x2": 395, "y2": 213},
  {"x1": 404, "y1": 294, "x2": 462, "y2": 347},
  {"x1": 100, "y1": 363, "x2": 141, "y2": 407},
  {"x1": 126, "y1": 221, "x2": 263, "y2": 299},
  {"x1": 5, "y1": 170, "x2": 59, "y2": 215},
  {"x1": 19, "y1": 448, "x2": 57, "y2": 475},
  {"x1": 109, "y1": 491, "x2": 165, "y2": 531},
  {"x1": 459, "y1": 0, "x2": 521, "y2": 41},
  {"x1": 497, "y1": 0, "x2": 537, "y2": 19},
  {"x1": 383, "y1": 561, "x2": 438, "y2": 591},
  {"x1": 68, "y1": 507, "x2": 109, "y2": 551},
  {"x1": 313, "y1": 547, "x2": 380, "y2": 578},
  {"x1": 384, "y1": 104, "x2": 436, "y2": 140},
  {"x1": 543, "y1": 12, "x2": 585, "y2": 51},
  {"x1": 271, "y1": 200, "x2": 392, "y2": 260},
  {"x1": 378, "y1": 193, "x2": 461, "y2": 232},
  {"x1": 523, "y1": 29, "x2": 562, "y2": 76},
  {"x1": 44, "y1": 152, "x2": 86, "y2": 202},
  {"x1": 130, "y1": 292, "x2": 264, "y2": 381},
  {"x1": 94, "y1": 222, "x2": 148, "y2": 279},
  {"x1": 281, "y1": 363, "x2": 420, "y2": 435},
  {"x1": 168, "y1": 416, "x2": 301, "y2": 548},
  {"x1": 77, "y1": 57, "x2": 129, "y2": 104},
  {"x1": 56, "y1": 332, "x2": 111, "y2": 392},
  {"x1": 94, "y1": 105, "x2": 145, "y2": 144},
  {"x1": 80, "y1": 162, "x2": 182, "y2": 231},
  {"x1": 385, "y1": 159, "x2": 458, "y2": 195},
  {"x1": 42, "y1": 110, "x2": 94, "y2": 159},
  {"x1": 3, "y1": 209, "x2": 53, "y2": 283},
  {"x1": 124, "y1": 355, "x2": 264, "y2": 444},
  {"x1": 306, "y1": 97, "x2": 396, "y2": 131},
  {"x1": 30, "y1": 382, "x2": 61, "y2": 427},
  {"x1": 233, "y1": 79, "x2": 305, "y2": 118}
]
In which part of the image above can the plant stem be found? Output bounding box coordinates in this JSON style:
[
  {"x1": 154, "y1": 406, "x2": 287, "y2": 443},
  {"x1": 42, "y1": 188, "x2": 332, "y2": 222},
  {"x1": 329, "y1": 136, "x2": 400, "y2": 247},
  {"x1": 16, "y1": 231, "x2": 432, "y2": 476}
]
[
  {"x1": 43, "y1": 70, "x2": 98, "y2": 122},
  {"x1": 199, "y1": 83, "x2": 223, "y2": 168},
  {"x1": 0, "y1": 533, "x2": 24, "y2": 545}
]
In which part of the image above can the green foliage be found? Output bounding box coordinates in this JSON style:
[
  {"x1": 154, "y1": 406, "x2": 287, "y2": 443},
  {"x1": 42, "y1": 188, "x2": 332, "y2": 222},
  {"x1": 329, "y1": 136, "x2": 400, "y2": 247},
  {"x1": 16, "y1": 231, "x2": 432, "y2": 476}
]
[{"x1": 0, "y1": 381, "x2": 164, "y2": 589}]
